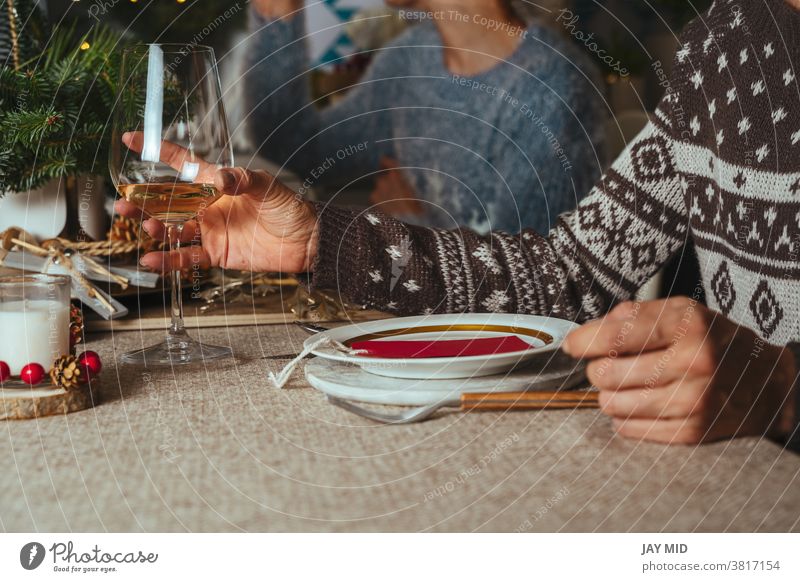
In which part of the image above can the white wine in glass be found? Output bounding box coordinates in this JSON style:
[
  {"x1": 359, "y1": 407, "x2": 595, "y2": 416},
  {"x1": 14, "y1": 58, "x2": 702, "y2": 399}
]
[
  {"x1": 110, "y1": 44, "x2": 233, "y2": 366},
  {"x1": 116, "y1": 182, "x2": 222, "y2": 223}
]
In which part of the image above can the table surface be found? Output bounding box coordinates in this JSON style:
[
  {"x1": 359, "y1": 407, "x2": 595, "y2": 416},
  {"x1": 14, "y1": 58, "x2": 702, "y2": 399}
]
[{"x1": 2, "y1": 324, "x2": 799, "y2": 532}]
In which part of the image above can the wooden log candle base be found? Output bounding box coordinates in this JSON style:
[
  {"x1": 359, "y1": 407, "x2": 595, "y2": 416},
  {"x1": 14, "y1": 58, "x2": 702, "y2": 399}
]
[{"x1": 0, "y1": 383, "x2": 96, "y2": 420}]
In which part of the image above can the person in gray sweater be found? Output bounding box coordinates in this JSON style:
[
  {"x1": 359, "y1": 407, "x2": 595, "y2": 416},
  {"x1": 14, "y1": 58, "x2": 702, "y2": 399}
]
[{"x1": 243, "y1": 0, "x2": 607, "y2": 234}]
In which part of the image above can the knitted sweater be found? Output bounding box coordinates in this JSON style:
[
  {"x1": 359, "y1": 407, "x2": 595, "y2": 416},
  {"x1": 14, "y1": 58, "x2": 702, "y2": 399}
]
[
  {"x1": 310, "y1": 0, "x2": 800, "y2": 448},
  {"x1": 313, "y1": 0, "x2": 800, "y2": 350},
  {"x1": 244, "y1": 10, "x2": 607, "y2": 234}
]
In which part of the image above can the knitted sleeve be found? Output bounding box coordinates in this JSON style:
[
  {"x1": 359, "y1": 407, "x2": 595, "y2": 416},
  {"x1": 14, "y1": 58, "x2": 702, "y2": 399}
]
[
  {"x1": 243, "y1": 9, "x2": 390, "y2": 183},
  {"x1": 311, "y1": 83, "x2": 691, "y2": 320}
]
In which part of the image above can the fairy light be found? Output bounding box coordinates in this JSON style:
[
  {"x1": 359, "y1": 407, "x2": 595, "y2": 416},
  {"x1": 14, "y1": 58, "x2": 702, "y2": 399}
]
[{"x1": 80, "y1": 41, "x2": 91, "y2": 50}]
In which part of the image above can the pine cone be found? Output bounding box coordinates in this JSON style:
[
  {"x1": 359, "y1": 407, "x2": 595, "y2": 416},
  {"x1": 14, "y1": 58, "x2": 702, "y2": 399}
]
[
  {"x1": 69, "y1": 303, "x2": 83, "y2": 350},
  {"x1": 50, "y1": 355, "x2": 84, "y2": 391}
]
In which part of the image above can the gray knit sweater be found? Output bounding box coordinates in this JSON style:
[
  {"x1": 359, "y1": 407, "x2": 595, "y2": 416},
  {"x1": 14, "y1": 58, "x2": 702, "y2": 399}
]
[
  {"x1": 244, "y1": 10, "x2": 607, "y2": 234},
  {"x1": 310, "y1": 0, "x2": 800, "y2": 446}
]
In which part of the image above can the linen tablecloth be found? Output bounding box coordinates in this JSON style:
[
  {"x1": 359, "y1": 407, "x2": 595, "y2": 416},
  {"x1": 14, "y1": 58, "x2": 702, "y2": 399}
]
[{"x1": 1, "y1": 325, "x2": 799, "y2": 532}]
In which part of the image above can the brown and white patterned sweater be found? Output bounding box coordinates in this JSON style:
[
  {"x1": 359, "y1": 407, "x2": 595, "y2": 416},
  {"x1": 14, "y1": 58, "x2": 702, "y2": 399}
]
[
  {"x1": 312, "y1": 0, "x2": 800, "y2": 445},
  {"x1": 313, "y1": 0, "x2": 799, "y2": 341}
]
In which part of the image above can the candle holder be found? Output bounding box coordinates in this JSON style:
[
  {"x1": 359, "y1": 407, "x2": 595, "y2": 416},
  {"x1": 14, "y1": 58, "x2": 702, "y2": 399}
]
[
  {"x1": 0, "y1": 274, "x2": 71, "y2": 385},
  {"x1": 0, "y1": 274, "x2": 102, "y2": 418}
]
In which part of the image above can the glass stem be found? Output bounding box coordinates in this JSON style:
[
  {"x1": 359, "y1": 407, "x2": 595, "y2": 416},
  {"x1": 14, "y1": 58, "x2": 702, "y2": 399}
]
[{"x1": 166, "y1": 222, "x2": 185, "y2": 337}]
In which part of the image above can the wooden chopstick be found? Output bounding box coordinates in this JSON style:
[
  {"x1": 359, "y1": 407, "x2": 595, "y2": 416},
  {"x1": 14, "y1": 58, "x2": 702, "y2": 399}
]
[{"x1": 460, "y1": 390, "x2": 598, "y2": 411}]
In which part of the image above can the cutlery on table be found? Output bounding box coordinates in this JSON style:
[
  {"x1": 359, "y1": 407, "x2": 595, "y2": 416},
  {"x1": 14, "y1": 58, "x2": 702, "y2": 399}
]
[
  {"x1": 294, "y1": 321, "x2": 331, "y2": 335},
  {"x1": 327, "y1": 390, "x2": 599, "y2": 424}
]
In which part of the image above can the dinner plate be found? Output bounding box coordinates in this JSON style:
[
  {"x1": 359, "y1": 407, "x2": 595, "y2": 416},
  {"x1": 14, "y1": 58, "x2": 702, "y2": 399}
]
[
  {"x1": 304, "y1": 313, "x2": 580, "y2": 380},
  {"x1": 305, "y1": 352, "x2": 588, "y2": 406}
]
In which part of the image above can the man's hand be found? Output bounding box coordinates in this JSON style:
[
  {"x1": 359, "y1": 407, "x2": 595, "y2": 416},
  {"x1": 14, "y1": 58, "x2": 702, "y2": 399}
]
[
  {"x1": 114, "y1": 132, "x2": 319, "y2": 274},
  {"x1": 369, "y1": 156, "x2": 424, "y2": 218},
  {"x1": 251, "y1": 0, "x2": 302, "y2": 19},
  {"x1": 562, "y1": 297, "x2": 797, "y2": 444}
]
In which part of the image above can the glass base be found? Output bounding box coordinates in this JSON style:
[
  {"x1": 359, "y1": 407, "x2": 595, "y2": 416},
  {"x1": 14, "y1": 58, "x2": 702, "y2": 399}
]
[{"x1": 120, "y1": 330, "x2": 232, "y2": 367}]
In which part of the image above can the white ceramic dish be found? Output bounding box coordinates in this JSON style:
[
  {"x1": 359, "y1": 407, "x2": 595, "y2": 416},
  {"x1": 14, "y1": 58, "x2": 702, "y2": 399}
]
[
  {"x1": 304, "y1": 313, "x2": 579, "y2": 380},
  {"x1": 305, "y1": 352, "x2": 587, "y2": 406}
]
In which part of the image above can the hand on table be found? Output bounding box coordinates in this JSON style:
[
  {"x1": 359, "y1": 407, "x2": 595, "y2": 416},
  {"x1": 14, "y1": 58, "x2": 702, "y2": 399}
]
[
  {"x1": 369, "y1": 157, "x2": 424, "y2": 218},
  {"x1": 114, "y1": 132, "x2": 319, "y2": 274},
  {"x1": 562, "y1": 297, "x2": 797, "y2": 444}
]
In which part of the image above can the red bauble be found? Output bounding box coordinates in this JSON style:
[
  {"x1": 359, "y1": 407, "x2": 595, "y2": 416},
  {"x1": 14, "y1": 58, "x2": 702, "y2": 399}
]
[
  {"x1": 0, "y1": 361, "x2": 10, "y2": 383},
  {"x1": 20, "y1": 363, "x2": 46, "y2": 386},
  {"x1": 78, "y1": 350, "x2": 102, "y2": 378}
]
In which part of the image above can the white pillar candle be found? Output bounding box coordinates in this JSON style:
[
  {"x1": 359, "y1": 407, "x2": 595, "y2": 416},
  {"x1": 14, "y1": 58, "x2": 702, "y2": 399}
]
[
  {"x1": 141, "y1": 44, "x2": 164, "y2": 164},
  {"x1": 0, "y1": 299, "x2": 70, "y2": 375}
]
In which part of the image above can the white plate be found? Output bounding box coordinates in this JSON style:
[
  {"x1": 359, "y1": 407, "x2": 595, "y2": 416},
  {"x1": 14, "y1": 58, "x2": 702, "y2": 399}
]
[
  {"x1": 305, "y1": 313, "x2": 579, "y2": 380},
  {"x1": 305, "y1": 352, "x2": 588, "y2": 406}
]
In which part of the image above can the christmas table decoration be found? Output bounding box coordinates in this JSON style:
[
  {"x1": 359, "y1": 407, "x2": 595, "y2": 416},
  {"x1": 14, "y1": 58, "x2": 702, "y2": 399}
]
[
  {"x1": 194, "y1": 270, "x2": 364, "y2": 324},
  {"x1": 0, "y1": 0, "x2": 49, "y2": 70},
  {"x1": 0, "y1": 23, "x2": 121, "y2": 240},
  {"x1": 19, "y1": 363, "x2": 46, "y2": 386},
  {"x1": 195, "y1": 271, "x2": 299, "y2": 313},
  {"x1": 0, "y1": 274, "x2": 71, "y2": 375},
  {"x1": 0, "y1": 228, "x2": 127, "y2": 318},
  {"x1": 0, "y1": 272, "x2": 101, "y2": 418},
  {"x1": 0, "y1": 227, "x2": 160, "y2": 319},
  {"x1": 49, "y1": 355, "x2": 83, "y2": 391},
  {"x1": 0, "y1": 24, "x2": 118, "y2": 197},
  {"x1": 0, "y1": 348, "x2": 103, "y2": 393},
  {"x1": 0, "y1": 382, "x2": 96, "y2": 420},
  {"x1": 70, "y1": 303, "x2": 84, "y2": 349},
  {"x1": 284, "y1": 286, "x2": 364, "y2": 323},
  {"x1": 78, "y1": 350, "x2": 102, "y2": 378},
  {"x1": 104, "y1": 215, "x2": 162, "y2": 262}
]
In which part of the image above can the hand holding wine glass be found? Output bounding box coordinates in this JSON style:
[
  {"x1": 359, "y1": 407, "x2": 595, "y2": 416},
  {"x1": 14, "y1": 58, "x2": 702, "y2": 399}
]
[
  {"x1": 114, "y1": 132, "x2": 319, "y2": 275},
  {"x1": 109, "y1": 43, "x2": 320, "y2": 366}
]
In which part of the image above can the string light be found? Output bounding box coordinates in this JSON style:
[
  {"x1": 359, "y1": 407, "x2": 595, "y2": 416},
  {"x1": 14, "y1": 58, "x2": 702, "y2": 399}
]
[{"x1": 80, "y1": 41, "x2": 91, "y2": 50}]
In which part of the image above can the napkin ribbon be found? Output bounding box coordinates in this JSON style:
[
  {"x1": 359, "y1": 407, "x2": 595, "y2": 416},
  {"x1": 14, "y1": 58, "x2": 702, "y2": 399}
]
[
  {"x1": 0, "y1": 227, "x2": 127, "y2": 315},
  {"x1": 267, "y1": 337, "x2": 365, "y2": 389}
]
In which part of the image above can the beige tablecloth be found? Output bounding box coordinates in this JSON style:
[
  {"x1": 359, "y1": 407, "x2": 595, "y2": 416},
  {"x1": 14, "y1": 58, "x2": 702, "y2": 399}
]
[{"x1": 1, "y1": 325, "x2": 799, "y2": 532}]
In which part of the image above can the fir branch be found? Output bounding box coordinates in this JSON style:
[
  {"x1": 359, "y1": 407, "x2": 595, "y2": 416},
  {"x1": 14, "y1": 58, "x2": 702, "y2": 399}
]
[
  {"x1": 1, "y1": 24, "x2": 125, "y2": 195},
  {"x1": 2, "y1": 107, "x2": 64, "y2": 143}
]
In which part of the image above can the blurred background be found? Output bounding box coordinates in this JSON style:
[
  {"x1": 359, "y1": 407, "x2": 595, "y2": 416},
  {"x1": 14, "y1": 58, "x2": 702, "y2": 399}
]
[{"x1": 3, "y1": 0, "x2": 713, "y2": 162}]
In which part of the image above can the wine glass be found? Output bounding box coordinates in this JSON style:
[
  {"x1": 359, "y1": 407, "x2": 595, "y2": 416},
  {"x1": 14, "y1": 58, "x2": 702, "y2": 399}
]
[{"x1": 110, "y1": 44, "x2": 233, "y2": 366}]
